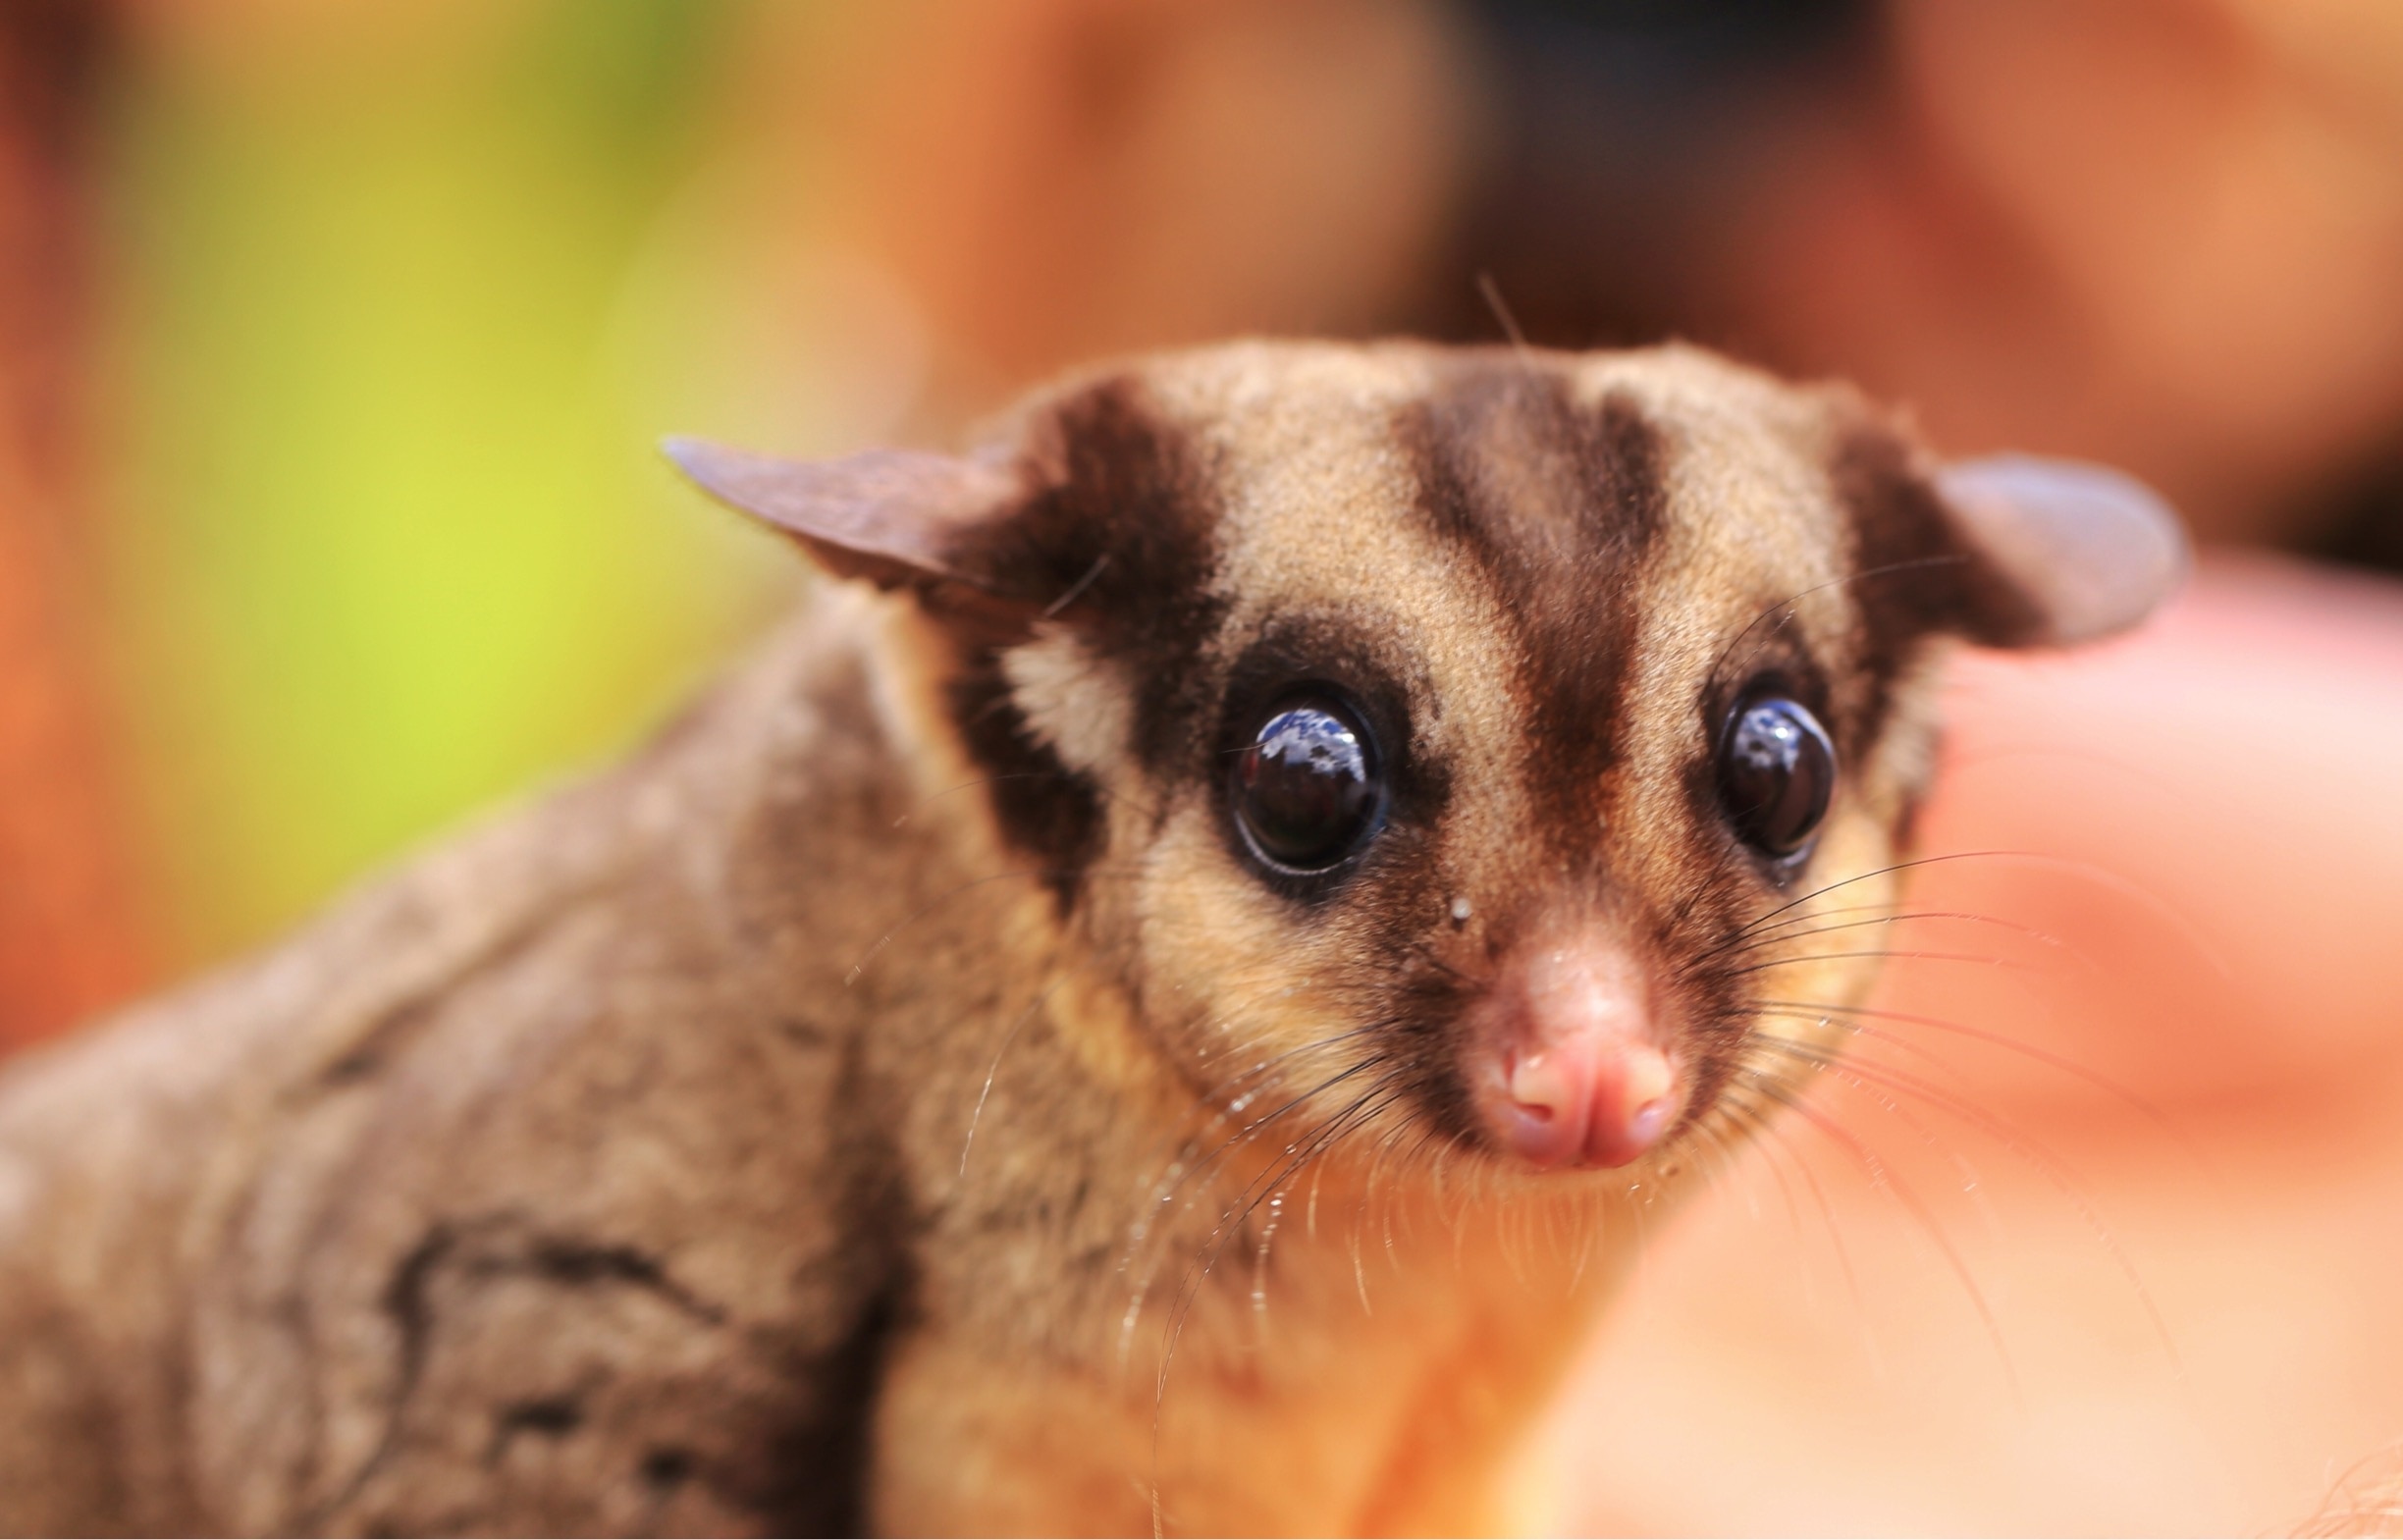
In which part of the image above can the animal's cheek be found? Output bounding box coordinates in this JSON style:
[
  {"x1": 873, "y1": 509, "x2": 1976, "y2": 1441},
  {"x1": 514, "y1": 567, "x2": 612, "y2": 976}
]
[
  {"x1": 1701, "y1": 810, "x2": 1907, "y2": 1086},
  {"x1": 1767, "y1": 792, "x2": 1898, "y2": 908},
  {"x1": 1117, "y1": 803, "x2": 1350, "y2": 1071}
]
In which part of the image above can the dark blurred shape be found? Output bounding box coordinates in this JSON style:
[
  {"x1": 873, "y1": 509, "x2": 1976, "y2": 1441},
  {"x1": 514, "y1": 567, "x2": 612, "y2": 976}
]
[
  {"x1": 827, "y1": 0, "x2": 2403, "y2": 562},
  {"x1": 0, "y1": 1, "x2": 147, "y2": 1046},
  {"x1": 1430, "y1": 0, "x2": 1876, "y2": 349},
  {"x1": 1418, "y1": 0, "x2": 2403, "y2": 561},
  {"x1": 2318, "y1": 457, "x2": 2403, "y2": 574}
]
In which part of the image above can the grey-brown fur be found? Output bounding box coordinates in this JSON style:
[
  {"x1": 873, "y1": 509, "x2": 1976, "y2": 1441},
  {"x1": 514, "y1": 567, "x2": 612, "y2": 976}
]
[
  {"x1": 0, "y1": 599, "x2": 929, "y2": 1533},
  {"x1": 0, "y1": 342, "x2": 2181, "y2": 1535}
]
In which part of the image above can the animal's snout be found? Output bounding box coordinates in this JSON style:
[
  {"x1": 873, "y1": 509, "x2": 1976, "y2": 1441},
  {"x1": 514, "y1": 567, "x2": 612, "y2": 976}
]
[{"x1": 1465, "y1": 929, "x2": 1687, "y2": 1171}]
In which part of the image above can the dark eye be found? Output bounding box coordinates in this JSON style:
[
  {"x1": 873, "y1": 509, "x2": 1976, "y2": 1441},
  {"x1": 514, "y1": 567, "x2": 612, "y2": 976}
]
[
  {"x1": 1717, "y1": 695, "x2": 1836, "y2": 859},
  {"x1": 1231, "y1": 698, "x2": 1383, "y2": 874}
]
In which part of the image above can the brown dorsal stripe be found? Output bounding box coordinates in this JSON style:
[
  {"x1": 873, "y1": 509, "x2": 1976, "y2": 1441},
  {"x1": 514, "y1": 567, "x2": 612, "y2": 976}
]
[{"x1": 1397, "y1": 360, "x2": 1668, "y2": 865}]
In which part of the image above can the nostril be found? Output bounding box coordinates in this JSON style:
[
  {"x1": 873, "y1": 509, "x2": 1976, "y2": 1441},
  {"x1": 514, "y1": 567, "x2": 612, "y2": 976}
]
[
  {"x1": 1487, "y1": 1036, "x2": 1682, "y2": 1172},
  {"x1": 1594, "y1": 1044, "x2": 1681, "y2": 1167},
  {"x1": 1508, "y1": 1052, "x2": 1574, "y2": 1122},
  {"x1": 1623, "y1": 1047, "x2": 1673, "y2": 1121},
  {"x1": 1501, "y1": 1050, "x2": 1590, "y2": 1166}
]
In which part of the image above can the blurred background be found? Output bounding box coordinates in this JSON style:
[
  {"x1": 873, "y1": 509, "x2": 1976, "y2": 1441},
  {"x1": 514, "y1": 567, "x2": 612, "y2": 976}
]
[{"x1": 3, "y1": 0, "x2": 2402, "y2": 1532}]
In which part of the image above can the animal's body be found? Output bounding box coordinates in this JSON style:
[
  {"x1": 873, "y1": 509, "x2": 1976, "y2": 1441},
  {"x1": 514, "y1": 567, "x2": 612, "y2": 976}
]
[{"x1": 0, "y1": 342, "x2": 2179, "y2": 1535}]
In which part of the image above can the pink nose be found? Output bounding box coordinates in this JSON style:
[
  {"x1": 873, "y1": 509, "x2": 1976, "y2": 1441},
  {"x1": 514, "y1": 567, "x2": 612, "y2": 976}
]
[{"x1": 1470, "y1": 936, "x2": 1684, "y2": 1170}]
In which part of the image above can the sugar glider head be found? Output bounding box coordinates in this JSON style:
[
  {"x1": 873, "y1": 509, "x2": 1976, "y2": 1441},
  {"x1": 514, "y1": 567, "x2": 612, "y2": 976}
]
[{"x1": 669, "y1": 342, "x2": 2183, "y2": 1183}]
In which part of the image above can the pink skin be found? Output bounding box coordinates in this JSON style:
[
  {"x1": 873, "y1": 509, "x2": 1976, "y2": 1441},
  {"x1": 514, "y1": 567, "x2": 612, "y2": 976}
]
[{"x1": 1466, "y1": 930, "x2": 1685, "y2": 1171}]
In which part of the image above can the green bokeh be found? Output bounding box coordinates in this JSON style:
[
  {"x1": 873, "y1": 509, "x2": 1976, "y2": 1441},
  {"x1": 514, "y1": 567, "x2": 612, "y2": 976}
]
[{"x1": 101, "y1": 0, "x2": 800, "y2": 964}]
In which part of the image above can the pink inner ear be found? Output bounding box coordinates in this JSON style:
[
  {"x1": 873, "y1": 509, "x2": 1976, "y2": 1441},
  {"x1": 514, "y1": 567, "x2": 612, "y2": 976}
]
[
  {"x1": 1936, "y1": 454, "x2": 2189, "y2": 646},
  {"x1": 661, "y1": 437, "x2": 1028, "y2": 596}
]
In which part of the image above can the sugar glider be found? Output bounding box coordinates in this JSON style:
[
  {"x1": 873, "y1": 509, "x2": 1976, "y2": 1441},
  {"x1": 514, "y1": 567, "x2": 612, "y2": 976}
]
[{"x1": 0, "y1": 342, "x2": 2182, "y2": 1535}]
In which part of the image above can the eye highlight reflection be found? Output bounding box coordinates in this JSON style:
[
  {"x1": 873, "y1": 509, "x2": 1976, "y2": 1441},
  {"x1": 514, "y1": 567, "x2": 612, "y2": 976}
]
[
  {"x1": 1231, "y1": 700, "x2": 1384, "y2": 874},
  {"x1": 1717, "y1": 695, "x2": 1836, "y2": 859}
]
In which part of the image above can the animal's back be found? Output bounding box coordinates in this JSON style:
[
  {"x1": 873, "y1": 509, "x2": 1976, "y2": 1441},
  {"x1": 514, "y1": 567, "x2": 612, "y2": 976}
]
[{"x1": 0, "y1": 589, "x2": 933, "y2": 1535}]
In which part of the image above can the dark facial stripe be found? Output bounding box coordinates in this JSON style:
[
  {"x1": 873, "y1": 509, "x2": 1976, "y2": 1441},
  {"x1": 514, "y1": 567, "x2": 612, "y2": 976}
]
[
  {"x1": 1397, "y1": 360, "x2": 1668, "y2": 867},
  {"x1": 960, "y1": 375, "x2": 1228, "y2": 780},
  {"x1": 942, "y1": 377, "x2": 1226, "y2": 910},
  {"x1": 1828, "y1": 421, "x2": 2046, "y2": 757},
  {"x1": 944, "y1": 656, "x2": 1101, "y2": 915}
]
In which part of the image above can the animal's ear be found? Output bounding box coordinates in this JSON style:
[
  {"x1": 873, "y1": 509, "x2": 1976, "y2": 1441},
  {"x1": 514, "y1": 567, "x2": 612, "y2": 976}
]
[
  {"x1": 663, "y1": 437, "x2": 1061, "y2": 634},
  {"x1": 1934, "y1": 454, "x2": 2189, "y2": 647}
]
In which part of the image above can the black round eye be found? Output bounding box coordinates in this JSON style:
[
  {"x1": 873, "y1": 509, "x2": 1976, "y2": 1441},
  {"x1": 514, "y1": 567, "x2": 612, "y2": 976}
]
[
  {"x1": 1232, "y1": 699, "x2": 1383, "y2": 874},
  {"x1": 1717, "y1": 695, "x2": 1836, "y2": 859}
]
